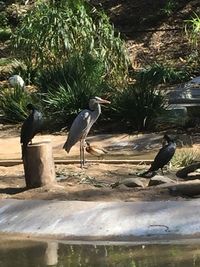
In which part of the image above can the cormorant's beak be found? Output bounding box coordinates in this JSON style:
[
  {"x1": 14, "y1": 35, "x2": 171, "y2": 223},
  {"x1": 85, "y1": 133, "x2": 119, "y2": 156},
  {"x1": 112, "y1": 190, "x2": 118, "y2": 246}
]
[{"x1": 162, "y1": 138, "x2": 167, "y2": 147}]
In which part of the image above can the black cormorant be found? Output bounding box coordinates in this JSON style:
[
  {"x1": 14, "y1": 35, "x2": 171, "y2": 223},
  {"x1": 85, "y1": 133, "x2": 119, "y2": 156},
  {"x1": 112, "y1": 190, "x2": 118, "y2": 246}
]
[
  {"x1": 142, "y1": 134, "x2": 176, "y2": 176},
  {"x1": 20, "y1": 103, "x2": 43, "y2": 159}
]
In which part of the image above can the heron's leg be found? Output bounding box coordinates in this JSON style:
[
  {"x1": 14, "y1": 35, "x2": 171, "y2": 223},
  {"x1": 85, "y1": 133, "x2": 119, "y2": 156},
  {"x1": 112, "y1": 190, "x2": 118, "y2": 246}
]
[
  {"x1": 80, "y1": 141, "x2": 83, "y2": 168},
  {"x1": 161, "y1": 168, "x2": 164, "y2": 175},
  {"x1": 80, "y1": 139, "x2": 86, "y2": 168},
  {"x1": 83, "y1": 139, "x2": 85, "y2": 166}
]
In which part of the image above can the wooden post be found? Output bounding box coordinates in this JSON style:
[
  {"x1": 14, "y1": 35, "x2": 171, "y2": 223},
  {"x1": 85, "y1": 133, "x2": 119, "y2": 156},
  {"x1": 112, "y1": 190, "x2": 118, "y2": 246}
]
[
  {"x1": 44, "y1": 242, "x2": 58, "y2": 266},
  {"x1": 23, "y1": 141, "x2": 56, "y2": 188}
]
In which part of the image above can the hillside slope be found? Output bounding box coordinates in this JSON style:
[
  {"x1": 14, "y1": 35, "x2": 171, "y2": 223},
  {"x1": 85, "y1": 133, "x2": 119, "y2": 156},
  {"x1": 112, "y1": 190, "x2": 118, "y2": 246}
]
[
  {"x1": 1, "y1": 0, "x2": 200, "y2": 77},
  {"x1": 91, "y1": 0, "x2": 200, "y2": 73}
]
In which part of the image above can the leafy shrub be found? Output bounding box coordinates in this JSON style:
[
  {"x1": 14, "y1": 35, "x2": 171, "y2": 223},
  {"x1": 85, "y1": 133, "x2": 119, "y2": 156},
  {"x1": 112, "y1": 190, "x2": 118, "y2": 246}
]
[
  {"x1": 0, "y1": 86, "x2": 34, "y2": 123},
  {"x1": 0, "y1": 27, "x2": 11, "y2": 41},
  {"x1": 110, "y1": 63, "x2": 184, "y2": 131},
  {"x1": 0, "y1": 59, "x2": 38, "y2": 82},
  {"x1": 155, "y1": 108, "x2": 188, "y2": 130},
  {"x1": 12, "y1": 0, "x2": 129, "y2": 86},
  {"x1": 38, "y1": 53, "x2": 105, "y2": 92},
  {"x1": 0, "y1": 11, "x2": 8, "y2": 28},
  {"x1": 10, "y1": 60, "x2": 39, "y2": 85},
  {"x1": 185, "y1": 13, "x2": 200, "y2": 47},
  {"x1": 42, "y1": 53, "x2": 111, "y2": 127},
  {"x1": 112, "y1": 83, "x2": 166, "y2": 131},
  {"x1": 119, "y1": 63, "x2": 189, "y2": 131},
  {"x1": 161, "y1": 0, "x2": 177, "y2": 16},
  {"x1": 171, "y1": 148, "x2": 200, "y2": 168},
  {"x1": 136, "y1": 63, "x2": 189, "y2": 85}
]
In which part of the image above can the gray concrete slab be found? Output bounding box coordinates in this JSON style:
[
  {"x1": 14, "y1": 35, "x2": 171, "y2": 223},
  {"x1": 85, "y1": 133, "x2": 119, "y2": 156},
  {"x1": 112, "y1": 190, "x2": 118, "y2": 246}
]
[{"x1": 0, "y1": 199, "x2": 200, "y2": 241}]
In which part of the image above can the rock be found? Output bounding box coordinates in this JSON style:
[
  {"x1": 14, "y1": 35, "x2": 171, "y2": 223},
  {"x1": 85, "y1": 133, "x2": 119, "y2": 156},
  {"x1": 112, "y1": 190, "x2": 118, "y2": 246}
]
[
  {"x1": 168, "y1": 180, "x2": 200, "y2": 197},
  {"x1": 148, "y1": 175, "x2": 175, "y2": 186},
  {"x1": 111, "y1": 178, "x2": 148, "y2": 188}
]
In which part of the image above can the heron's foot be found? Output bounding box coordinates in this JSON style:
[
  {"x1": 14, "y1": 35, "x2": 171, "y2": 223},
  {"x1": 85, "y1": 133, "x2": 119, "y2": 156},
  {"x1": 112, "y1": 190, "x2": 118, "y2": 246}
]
[
  {"x1": 80, "y1": 162, "x2": 89, "y2": 169},
  {"x1": 81, "y1": 165, "x2": 89, "y2": 169}
]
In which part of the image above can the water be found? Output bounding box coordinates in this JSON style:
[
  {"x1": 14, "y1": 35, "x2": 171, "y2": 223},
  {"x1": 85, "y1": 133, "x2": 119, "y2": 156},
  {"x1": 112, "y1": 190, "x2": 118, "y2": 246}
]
[{"x1": 0, "y1": 239, "x2": 200, "y2": 267}]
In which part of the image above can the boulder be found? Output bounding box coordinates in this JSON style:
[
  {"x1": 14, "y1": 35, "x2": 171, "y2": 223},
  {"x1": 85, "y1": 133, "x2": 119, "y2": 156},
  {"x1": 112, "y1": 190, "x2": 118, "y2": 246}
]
[
  {"x1": 111, "y1": 177, "x2": 148, "y2": 188},
  {"x1": 148, "y1": 175, "x2": 175, "y2": 186}
]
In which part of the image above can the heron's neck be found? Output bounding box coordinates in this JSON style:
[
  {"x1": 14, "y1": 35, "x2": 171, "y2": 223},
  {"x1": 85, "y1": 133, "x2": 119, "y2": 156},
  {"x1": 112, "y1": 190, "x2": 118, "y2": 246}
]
[{"x1": 93, "y1": 103, "x2": 101, "y2": 119}]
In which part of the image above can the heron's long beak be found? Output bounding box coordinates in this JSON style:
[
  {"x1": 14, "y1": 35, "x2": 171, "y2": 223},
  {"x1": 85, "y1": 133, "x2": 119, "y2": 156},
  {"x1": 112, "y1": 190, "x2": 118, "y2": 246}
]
[{"x1": 98, "y1": 98, "x2": 111, "y2": 104}]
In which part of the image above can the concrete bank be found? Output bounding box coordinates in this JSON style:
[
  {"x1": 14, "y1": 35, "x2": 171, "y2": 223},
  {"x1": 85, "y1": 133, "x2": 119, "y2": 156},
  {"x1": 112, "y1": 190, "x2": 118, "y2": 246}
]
[{"x1": 0, "y1": 199, "x2": 199, "y2": 241}]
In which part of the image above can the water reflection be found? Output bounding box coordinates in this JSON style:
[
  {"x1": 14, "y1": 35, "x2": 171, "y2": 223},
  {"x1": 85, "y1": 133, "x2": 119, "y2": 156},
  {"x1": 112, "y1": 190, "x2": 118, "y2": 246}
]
[{"x1": 0, "y1": 239, "x2": 200, "y2": 267}]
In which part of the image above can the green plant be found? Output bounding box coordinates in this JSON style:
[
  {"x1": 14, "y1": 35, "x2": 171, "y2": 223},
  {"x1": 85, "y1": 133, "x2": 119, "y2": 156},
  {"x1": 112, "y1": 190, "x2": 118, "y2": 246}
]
[
  {"x1": 0, "y1": 27, "x2": 11, "y2": 41},
  {"x1": 155, "y1": 108, "x2": 188, "y2": 130},
  {"x1": 111, "y1": 63, "x2": 189, "y2": 131},
  {"x1": 0, "y1": 58, "x2": 14, "y2": 67},
  {"x1": 171, "y1": 148, "x2": 200, "y2": 168},
  {"x1": 10, "y1": 60, "x2": 39, "y2": 85},
  {"x1": 185, "y1": 13, "x2": 200, "y2": 47},
  {"x1": 42, "y1": 53, "x2": 111, "y2": 127},
  {"x1": 136, "y1": 63, "x2": 189, "y2": 86},
  {"x1": 12, "y1": 0, "x2": 129, "y2": 86},
  {"x1": 0, "y1": 86, "x2": 33, "y2": 122},
  {"x1": 38, "y1": 53, "x2": 106, "y2": 92},
  {"x1": 112, "y1": 83, "x2": 166, "y2": 131},
  {"x1": 0, "y1": 11, "x2": 8, "y2": 28},
  {"x1": 161, "y1": 0, "x2": 177, "y2": 16}
]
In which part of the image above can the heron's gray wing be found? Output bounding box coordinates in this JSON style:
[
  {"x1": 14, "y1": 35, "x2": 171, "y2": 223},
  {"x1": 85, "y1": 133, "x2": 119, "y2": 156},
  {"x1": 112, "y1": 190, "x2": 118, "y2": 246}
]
[{"x1": 63, "y1": 109, "x2": 92, "y2": 152}]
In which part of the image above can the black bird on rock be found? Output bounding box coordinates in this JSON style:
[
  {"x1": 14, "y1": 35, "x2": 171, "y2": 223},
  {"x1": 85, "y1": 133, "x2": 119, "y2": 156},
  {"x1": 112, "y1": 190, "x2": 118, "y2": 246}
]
[
  {"x1": 142, "y1": 134, "x2": 176, "y2": 177},
  {"x1": 20, "y1": 103, "x2": 43, "y2": 159}
]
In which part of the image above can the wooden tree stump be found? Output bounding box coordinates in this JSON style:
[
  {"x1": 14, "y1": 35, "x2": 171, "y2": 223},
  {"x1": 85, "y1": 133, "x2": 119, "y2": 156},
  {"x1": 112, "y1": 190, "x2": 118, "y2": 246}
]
[{"x1": 23, "y1": 141, "x2": 56, "y2": 188}]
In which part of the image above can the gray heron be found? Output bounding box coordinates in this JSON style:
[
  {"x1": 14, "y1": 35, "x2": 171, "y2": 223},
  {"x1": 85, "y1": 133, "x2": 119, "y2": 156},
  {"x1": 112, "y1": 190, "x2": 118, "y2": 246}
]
[
  {"x1": 20, "y1": 103, "x2": 43, "y2": 159},
  {"x1": 63, "y1": 96, "x2": 111, "y2": 168}
]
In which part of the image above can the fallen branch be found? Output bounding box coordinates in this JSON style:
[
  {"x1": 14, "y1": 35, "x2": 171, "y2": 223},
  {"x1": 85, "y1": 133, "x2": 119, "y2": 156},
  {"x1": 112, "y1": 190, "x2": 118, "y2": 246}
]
[{"x1": 176, "y1": 162, "x2": 200, "y2": 178}]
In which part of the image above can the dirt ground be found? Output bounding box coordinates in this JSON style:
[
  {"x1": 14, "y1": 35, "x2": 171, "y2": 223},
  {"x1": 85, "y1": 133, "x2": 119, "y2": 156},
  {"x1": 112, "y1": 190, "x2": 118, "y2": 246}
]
[{"x1": 0, "y1": 125, "x2": 200, "y2": 202}]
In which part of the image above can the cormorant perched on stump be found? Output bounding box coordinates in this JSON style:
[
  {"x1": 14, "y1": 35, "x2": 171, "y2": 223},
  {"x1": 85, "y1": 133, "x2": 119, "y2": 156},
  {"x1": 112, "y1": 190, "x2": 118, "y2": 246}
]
[
  {"x1": 20, "y1": 103, "x2": 43, "y2": 159},
  {"x1": 142, "y1": 134, "x2": 176, "y2": 177}
]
